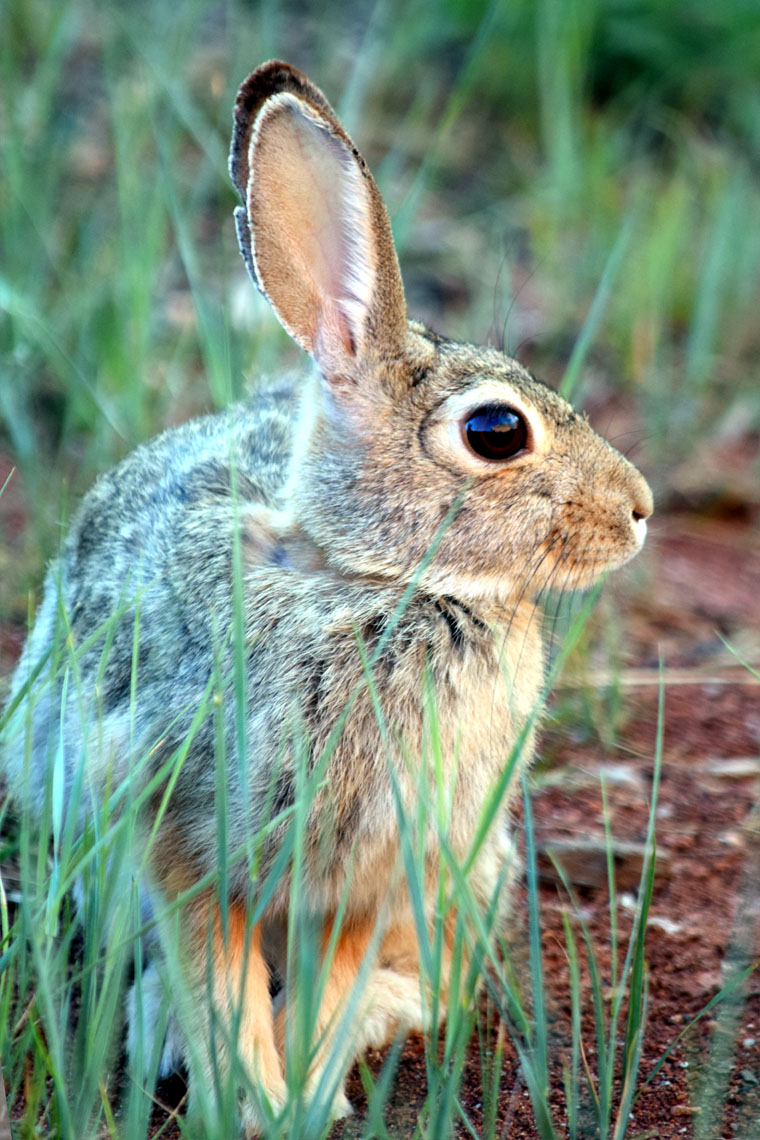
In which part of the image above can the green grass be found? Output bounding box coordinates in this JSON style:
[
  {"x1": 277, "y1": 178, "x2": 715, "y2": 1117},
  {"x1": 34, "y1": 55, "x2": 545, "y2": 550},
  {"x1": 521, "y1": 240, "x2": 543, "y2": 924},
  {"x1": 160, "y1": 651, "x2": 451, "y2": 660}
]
[{"x1": 2, "y1": 0, "x2": 760, "y2": 1136}]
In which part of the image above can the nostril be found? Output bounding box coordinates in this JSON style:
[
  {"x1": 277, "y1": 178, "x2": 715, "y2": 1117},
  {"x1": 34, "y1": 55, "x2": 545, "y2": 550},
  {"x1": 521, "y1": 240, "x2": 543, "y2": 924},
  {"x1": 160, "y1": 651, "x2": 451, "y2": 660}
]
[
  {"x1": 631, "y1": 482, "x2": 654, "y2": 523},
  {"x1": 632, "y1": 498, "x2": 653, "y2": 523}
]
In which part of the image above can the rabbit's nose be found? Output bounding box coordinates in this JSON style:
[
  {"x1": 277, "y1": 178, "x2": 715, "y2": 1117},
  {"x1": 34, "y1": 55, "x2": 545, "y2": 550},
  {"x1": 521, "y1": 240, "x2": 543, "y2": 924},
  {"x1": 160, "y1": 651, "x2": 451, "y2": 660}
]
[{"x1": 628, "y1": 469, "x2": 653, "y2": 524}]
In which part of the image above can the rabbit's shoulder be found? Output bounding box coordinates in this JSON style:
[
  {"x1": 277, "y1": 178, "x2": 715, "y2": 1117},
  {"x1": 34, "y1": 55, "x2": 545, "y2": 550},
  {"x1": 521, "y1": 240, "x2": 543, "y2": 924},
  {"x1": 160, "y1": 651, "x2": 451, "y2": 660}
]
[
  {"x1": 58, "y1": 383, "x2": 295, "y2": 609},
  {"x1": 71, "y1": 383, "x2": 294, "y2": 551}
]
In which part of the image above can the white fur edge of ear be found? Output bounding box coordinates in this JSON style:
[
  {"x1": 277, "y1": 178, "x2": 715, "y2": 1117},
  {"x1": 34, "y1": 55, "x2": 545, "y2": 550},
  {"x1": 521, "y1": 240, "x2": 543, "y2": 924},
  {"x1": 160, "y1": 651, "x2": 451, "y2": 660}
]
[{"x1": 244, "y1": 90, "x2": 379, "y2": 369}]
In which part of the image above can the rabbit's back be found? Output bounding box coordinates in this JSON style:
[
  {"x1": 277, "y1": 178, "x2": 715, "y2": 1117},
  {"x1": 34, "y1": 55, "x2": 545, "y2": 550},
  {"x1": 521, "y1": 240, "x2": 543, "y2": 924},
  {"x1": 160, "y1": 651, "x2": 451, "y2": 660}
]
[{"x1": 5, "y1": 383, "x2": 296, "y2": 816}]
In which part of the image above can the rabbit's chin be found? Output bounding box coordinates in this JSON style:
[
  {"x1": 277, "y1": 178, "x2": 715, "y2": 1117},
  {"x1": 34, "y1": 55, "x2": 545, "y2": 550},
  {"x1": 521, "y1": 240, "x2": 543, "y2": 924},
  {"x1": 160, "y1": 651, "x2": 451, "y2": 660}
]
[
  {"x1": 422, "y1": 537, "x2": 646, "y2": 604},
  {"x1": 556, "y1": 532, "x2": 649, "y2": 590},
  {"x1": 417, "y1": 567, "x2": 541, "y2": 608}
]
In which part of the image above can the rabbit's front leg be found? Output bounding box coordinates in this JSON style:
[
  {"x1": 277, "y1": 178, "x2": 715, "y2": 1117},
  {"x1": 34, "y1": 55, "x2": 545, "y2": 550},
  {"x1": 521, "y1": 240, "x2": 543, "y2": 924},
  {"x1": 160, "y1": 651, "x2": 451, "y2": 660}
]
[
  {"x1": 275, "y1": 915, "x2": 428, "y2": 1120},
  {"x1": 375, "y1": 914, "x2": 465, "y2": 1033},
  {"x1": 182, "y1": 896, "x2": 286, "y2": 1137}
]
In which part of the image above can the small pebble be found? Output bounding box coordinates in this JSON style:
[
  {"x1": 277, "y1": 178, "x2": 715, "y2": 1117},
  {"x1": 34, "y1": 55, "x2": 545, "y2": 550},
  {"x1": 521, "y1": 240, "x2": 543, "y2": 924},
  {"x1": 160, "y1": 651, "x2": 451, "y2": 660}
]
[
  {"x1": 647, "y1": 915, "x2": 682, "y2": 935},
  {"x1": 705, "y1": 757, "x2": 760, "y2": 779}
]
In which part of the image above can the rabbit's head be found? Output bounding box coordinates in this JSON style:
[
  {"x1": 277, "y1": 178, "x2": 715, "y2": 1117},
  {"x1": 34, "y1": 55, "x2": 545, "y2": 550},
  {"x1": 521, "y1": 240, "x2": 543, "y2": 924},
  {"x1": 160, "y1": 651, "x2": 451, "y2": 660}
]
[{"x1": 230, "y1": 61, "x2": 651, "y2": 605}]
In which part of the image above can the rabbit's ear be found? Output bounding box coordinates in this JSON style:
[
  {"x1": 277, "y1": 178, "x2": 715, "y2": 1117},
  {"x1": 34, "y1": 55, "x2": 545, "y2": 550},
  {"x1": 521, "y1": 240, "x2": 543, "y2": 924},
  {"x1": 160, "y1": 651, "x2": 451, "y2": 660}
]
[{"x1": 230, "y1": 62, "x2": 407, "y2": 377}]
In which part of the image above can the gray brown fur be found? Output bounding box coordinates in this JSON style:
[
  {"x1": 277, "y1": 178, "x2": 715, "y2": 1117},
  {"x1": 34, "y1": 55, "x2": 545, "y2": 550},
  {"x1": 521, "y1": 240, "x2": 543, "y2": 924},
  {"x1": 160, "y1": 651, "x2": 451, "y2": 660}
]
[{"x1": 3, "y1": 60, "x2": 652, "y2": 1134}]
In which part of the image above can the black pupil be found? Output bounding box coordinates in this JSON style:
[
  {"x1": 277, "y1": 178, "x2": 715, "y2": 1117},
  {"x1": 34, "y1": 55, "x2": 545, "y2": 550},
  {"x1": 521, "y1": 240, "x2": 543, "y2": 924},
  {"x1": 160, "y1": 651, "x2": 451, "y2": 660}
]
[{"x1": 464, "y1": 405, "x2": 527, "y2": 461}]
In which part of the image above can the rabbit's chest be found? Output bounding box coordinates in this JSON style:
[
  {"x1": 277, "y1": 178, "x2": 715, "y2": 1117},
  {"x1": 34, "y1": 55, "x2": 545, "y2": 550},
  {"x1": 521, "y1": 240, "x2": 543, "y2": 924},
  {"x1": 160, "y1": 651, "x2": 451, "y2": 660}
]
[
  {"x1": 422, "y1": 610, "x2": 544, "y2": 849},
  {"x1": 301, "y1": 598, "x2": 544, "y2": 913}
]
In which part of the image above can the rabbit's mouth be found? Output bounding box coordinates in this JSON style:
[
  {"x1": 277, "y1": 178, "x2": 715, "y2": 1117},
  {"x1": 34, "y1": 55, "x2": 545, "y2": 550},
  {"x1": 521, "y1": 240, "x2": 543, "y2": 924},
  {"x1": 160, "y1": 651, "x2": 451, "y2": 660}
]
[
  {"x1": 551, "y1": 527, "x2": 648, "y2": 589},
  {"x1": 633, "y1": 514, "x2": 649, "y2": 546},
  {"x1": 539, "y1": 470, "x2": 652, "y2": 588}
]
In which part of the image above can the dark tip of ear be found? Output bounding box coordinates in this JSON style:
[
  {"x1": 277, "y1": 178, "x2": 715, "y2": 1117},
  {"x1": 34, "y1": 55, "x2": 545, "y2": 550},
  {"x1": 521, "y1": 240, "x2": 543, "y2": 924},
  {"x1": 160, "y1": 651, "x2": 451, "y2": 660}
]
[{"x1": 229, "y1": 60, "x2": 336, "y2": 201}]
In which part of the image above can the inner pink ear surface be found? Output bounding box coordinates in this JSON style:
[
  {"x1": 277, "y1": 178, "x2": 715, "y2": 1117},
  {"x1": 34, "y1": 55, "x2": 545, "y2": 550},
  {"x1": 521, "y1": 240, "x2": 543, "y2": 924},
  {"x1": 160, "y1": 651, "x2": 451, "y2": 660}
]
[{"x1": 247, "y1": 95, "x2": 378, "y2": 370}]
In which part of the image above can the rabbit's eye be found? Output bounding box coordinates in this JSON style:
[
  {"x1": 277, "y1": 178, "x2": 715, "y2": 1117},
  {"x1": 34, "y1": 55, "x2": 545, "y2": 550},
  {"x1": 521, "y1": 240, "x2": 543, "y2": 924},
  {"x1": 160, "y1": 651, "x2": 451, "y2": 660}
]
[{"x1": 464, "y1": 405, "x2": 528, "y2": 461}]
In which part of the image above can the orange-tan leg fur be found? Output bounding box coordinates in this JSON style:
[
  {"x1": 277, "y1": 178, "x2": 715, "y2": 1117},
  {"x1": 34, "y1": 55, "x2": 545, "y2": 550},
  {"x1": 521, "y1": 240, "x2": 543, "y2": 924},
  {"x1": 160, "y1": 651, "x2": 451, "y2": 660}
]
[
  {"x1": 274, "y1": 915, "x2": 428, "y2": 1119},
  {"x1": 379, "y1": 913, "x2": 465, "y2": 1024},
  {"x1": 182, "y1": 897, "x2": 286, "y2": 1137}
]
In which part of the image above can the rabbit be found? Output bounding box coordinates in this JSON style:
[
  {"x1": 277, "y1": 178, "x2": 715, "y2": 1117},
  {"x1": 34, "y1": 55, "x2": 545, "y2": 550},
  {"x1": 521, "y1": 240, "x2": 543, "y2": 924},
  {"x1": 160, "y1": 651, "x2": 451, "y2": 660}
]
[{"x1": 3, "y1": 59, "x2": 653, "y2": 1136}]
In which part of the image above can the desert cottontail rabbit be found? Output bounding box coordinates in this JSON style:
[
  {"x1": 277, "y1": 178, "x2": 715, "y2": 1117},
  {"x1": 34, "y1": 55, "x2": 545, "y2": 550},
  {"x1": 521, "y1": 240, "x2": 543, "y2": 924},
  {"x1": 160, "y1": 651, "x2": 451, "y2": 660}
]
[{"x1": 4, "y1": 60, "x2": 652, "y2": 1135}]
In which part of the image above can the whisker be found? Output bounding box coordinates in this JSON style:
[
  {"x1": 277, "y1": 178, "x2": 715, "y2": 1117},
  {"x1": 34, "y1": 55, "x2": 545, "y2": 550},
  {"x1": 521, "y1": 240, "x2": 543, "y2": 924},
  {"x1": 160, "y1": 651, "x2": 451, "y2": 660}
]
[{"x1": 501, "y1": 253, "x2": 545, "y2": 360}]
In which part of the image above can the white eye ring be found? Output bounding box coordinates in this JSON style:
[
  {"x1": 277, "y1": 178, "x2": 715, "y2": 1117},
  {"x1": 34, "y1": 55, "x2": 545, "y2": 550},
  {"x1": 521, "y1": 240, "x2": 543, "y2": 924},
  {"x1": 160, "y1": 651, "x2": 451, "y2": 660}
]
[{"x1": 420, "y1": 378, "x2": 547, "y2": 476}]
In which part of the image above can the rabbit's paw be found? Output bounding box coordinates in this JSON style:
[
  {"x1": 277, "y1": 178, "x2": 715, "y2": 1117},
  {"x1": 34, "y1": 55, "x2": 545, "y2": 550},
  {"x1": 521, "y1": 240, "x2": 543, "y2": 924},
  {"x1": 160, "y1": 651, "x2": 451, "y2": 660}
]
[
  {"x1": 325, "y1": 1088, "x2": 354, "y2": 1123},
  {"x1": 358, "y1": 968, "x2": 430, "y2": 1052},
  {"x1": 240, "y1": 1083, "x2": 288, "y2": 1140},
  {"x1": 301, "y1": 1077, "x2": 353, "y2": 1126}
]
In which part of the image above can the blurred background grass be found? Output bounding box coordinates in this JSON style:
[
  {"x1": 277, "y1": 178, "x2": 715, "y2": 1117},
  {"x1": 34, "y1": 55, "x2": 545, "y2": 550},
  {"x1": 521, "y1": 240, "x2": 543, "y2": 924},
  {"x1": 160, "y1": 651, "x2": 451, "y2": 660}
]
[{"x1": 2, "y1": 0, "x2": 760, "y2": 634}]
